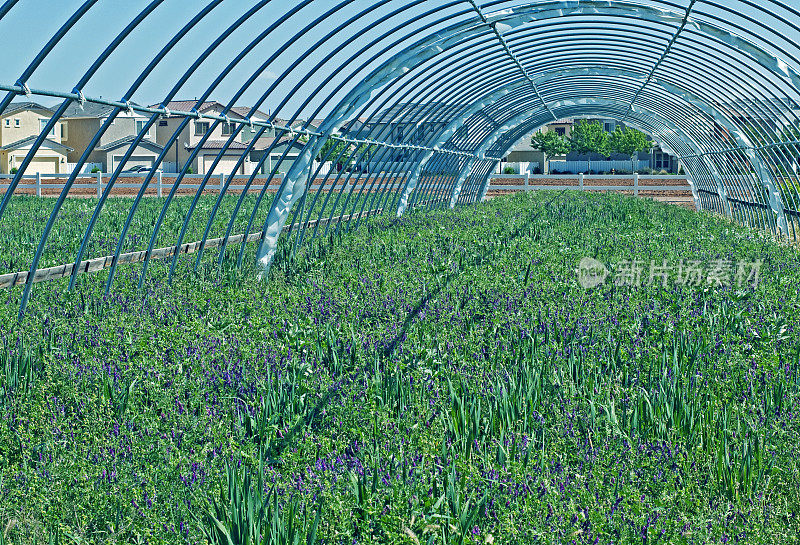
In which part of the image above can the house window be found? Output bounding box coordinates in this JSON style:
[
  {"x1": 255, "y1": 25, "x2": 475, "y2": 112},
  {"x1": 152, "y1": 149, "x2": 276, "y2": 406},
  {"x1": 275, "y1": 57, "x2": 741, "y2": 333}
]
[
  {"x1": 221, "y1": 122, "x2": 236, "y2": 136},
  {"x1": 395, "y1": 126, "x2": 404, "y2": 141},
  {"x1": 159, "y1": 120, "x2": 168, "y2": 127},
  {"x1": 39, "y1": 119, "x2": 56, "y2": 137},
  {"x1": 555, "y1": 127, "x2": 566, "y2": 136},
  {"x1": 195, "y1": 121, "x2": 210, "y2": 135},
  {"x1": 604, "y1": 122, "x2": 614, "y2": 132},
  {"x1": 136, "y1": 120, "x2": 151, "y2": 138},
  {"x1": 654, "y1": 152, "x2": 670, "y2": 169},
  {"x1": 15, "y1": 119, "x2": 20, "y2": 127}
]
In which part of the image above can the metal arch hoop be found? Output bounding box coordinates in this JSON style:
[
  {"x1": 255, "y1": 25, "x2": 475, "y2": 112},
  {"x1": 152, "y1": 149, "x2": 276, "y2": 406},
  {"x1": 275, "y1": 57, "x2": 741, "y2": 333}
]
[
  {"x1": 407, "y1": 68, "x2": 729, "y2": 214},
  {"x1": 472, "y1": 100, "x2": 711, "y2": 208},
  {"x1": 0, "y1": 0, "x2": 799, "y2": 317},
  {"x1": 316, "y1": 1, "x2": 797, "y2": 219}
]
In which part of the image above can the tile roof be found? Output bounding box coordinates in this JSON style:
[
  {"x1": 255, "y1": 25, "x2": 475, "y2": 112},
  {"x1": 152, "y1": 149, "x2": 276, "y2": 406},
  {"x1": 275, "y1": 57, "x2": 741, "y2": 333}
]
[
  {"x1": 150, "y1": 101, "x2": 226, "y2": 116},
  {"x1": 97, "y1": 135, "x2": 163, "y2": 152},
  {"x1": 63, "y1": 101, "x2": 146, "y2": 118},
  {"x1": 1, "y1": 135, "x2": 73, "y2": 152},
  {"x1": 230, "y1": 106, "x2": 270, "y2": 120},
  {"x1": 185, "y1": 140, "x2": 249, "y2": 151},
  {"x1": 1, "y1": 102, "x2": 54, "y2": 117}
]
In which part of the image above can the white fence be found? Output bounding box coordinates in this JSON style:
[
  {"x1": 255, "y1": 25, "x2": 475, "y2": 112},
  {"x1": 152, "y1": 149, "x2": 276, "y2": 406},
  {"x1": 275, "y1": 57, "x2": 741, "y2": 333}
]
[
  {"x1": 0, "y1": 173, "x2": 693, "y2": 200},
  {"x1": 489, "y1": 173, "x2": 692, "y2": 197},
  {"x1": 64, "y1": 163, "x2": 103, "y2": 175},
  {"x1": 549, "y1": 159, "x2": 649, "y2": 173},
  {"x1": 65, "y1": 162, "x2": 178, "y2": 175},
  {"x1": 496, "y1": 161, "x2": 541, "y2": 174},
  {"x1": 0, "y1": 172, "x2": 400, "y2": 198}
]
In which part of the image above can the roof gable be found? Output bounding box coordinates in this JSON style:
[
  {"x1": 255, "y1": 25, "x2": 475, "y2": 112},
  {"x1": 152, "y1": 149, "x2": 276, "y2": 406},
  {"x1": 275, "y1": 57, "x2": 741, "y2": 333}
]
[
  {"x1": 98, "y1": 136, "x2": 163, "y2": 153},
  {"x1": 1, "y1": 135, "x2": 73, "y2": 153},
  {"x1": 230, "y1": 106, "x2": 270, "y2": 121},
  {"x1": 0, "y1": 102, "x2": 55, "y2": 118},
  {"x1": 63, "y1": 101, "x2": 146, "y2": 119}
]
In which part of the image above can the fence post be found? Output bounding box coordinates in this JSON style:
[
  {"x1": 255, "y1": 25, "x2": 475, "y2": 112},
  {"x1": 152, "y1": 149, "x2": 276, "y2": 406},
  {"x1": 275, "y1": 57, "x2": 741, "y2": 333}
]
[
  {"x1": 524, "y1": 172, "x2": 529, "y2": 192},
  {"x1": 634, "y1": 172, "x2": 639, "y2": 197},
  {"x1": 220, "y1": 172, "x2": 225, "y2": 195},
  {"x1": 157, "y1": 171, "x2": 163, "y2": 198},
  {"x1": 579, "y1": 172, "x2": 584, "y2": 191},
  {"x1": 36, "y1": 172, "x2": 41, "y2": 198},
  {"x1": 97, "y1": 171, "x2": 102, "y2": 198}
]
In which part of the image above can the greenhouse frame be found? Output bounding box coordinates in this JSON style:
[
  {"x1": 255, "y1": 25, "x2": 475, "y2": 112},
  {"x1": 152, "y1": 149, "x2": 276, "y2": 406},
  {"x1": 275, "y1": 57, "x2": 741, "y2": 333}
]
[{"x1": 1, "y1": 0, "x2": 800, "y2": 316}]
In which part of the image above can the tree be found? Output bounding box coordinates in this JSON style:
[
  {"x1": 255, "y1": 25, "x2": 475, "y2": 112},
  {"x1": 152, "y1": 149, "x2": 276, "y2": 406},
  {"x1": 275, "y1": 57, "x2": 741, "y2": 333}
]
[
  {"x1": 316, "y1": 138, "x2": 348, "y2": 162},
  {"x1": 352, "y1": 143, "x2": 378, "y2": 172},
  {"x1": 530, "y1": 130, "x2": 570, "y2": 173},
  {"x1": 570, "y1": 120, "x2": 610, "y2": 156},
  {"x1": 608, "y1": 126, "x2": 653, "y2": 172},
  {"x1": 608, "y1": 126, "x2": 652, "y2": 156}
]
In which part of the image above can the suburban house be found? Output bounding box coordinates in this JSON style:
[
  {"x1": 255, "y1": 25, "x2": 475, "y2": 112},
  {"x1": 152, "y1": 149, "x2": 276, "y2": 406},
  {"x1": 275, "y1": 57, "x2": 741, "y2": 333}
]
[
  {"x1": 504, "y1": 117, "x2": 680, "y2": 174},
  {"x1": 230, "y1": 107, "x2": 274, "y2": 143},
  {"x1": 357, "y1": 103, "x2": 453, "y2": 158},
  {"x1": 0, "y1": 102, "x2": 72, "y2": 174},
  {"x1": 248, "y1": 136, "x2": 306, "y2": 175},
  {"x1": 62, "y1": 101, "x2": 163, "y2": 172},
  {"x1": 151, "y1": 101, "x2": 253, "y2": 175},
  {"x1": 346, "y1": 103, "x2": 460, "y2": 172},
  {"x1": 501, "y1": 118, "x2": 575, "y2": 173}
]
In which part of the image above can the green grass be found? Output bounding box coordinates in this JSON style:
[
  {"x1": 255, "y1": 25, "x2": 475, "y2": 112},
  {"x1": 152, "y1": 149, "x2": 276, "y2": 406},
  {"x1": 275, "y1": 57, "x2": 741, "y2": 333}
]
[
  {"x1": 0, "y1": 189, "x2": 390, "y2": 273},
  {"x1": 1, "y1": 191, "x2": 799, "y2": 544}
]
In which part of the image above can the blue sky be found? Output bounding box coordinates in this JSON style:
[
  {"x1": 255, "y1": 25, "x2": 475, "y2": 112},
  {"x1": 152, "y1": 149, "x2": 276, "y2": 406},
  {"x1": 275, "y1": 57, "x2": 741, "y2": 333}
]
[
  {"x1": 0, "y1": 0, "x2": 458, "y2": 118},
  {"x1": 1, "y1": 0, "x2": 798, "y2": 120}
]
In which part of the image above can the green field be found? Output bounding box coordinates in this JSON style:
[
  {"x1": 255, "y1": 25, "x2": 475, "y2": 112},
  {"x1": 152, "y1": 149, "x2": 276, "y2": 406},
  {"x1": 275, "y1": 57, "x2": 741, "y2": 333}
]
[
  {"x1": 0, "y1": 189, "x2": 390, "y2": 274},
  {"x1": 1, "y1": 192, "x2": 800, "y2": 544}
]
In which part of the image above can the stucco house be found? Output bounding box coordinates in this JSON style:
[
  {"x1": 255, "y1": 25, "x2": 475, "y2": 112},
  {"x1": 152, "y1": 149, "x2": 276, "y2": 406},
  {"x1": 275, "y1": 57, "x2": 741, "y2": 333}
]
[
  {"x1": 230, "y1": 107, "x2": 274, "y2": 143},
  {"x1": 248, "y1": 136, "x2": 306, "y2": 175},
  {"x1": 503, "y1": 118, "x2": 573, "y2": 171},
  {"x1": 0, "y1": 102, "x2": 72, "y2": 174},
  {"x1": 62, "y1": 101, "x2": 163, "y2": 172},
  {"x1": 152, "y1": 101, "x2": 254, "y2": 175},
  {"x1": 347, "y1": 103, "x2": 457, "y2": 173}
]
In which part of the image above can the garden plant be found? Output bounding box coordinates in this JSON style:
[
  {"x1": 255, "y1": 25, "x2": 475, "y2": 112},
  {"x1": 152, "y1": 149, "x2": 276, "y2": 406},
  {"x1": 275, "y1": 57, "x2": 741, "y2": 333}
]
[{"x1": 0, "y1": 191, "x2": 799, "y2": 544}]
